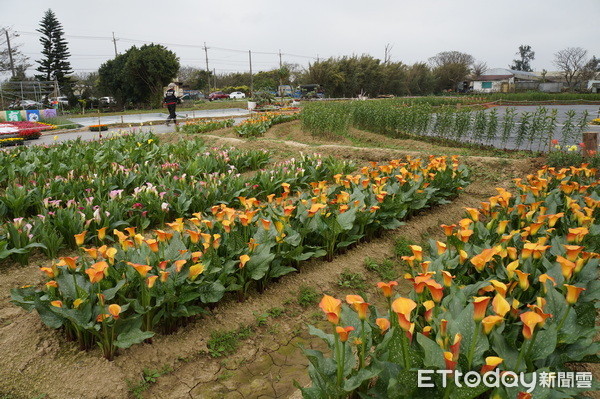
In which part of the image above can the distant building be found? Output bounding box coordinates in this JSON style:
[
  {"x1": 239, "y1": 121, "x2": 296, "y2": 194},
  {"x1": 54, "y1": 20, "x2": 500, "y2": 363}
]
[{"x1": 470, "y1": 68, "x2": 546, "y2": 93}]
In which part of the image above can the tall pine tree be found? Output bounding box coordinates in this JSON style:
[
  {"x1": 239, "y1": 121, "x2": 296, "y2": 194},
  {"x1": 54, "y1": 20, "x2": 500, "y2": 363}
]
[{"x1": 35, "y1": 9, "x2": 73, "y2": 93}]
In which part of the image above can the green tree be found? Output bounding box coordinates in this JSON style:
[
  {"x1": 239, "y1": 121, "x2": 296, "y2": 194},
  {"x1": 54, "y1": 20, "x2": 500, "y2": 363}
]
[
  {"x1": 405, "y1": 63, "x2": 436, "y2": 95},
  {"x1": 98, "y1": 44, "x2": 179, "y2": 106},
  {"x1": 0, "y1": 27, "x2": 31, "y2": 78},
  {"x1": 510, "y1": 45, "x2": 535, "y2": 72},
  {"x1": 35, "y1": 9, "x2": 73, "y2": 93},
  {"x1": 429, "y1": 51, "x2": 474, "y2": 92}
]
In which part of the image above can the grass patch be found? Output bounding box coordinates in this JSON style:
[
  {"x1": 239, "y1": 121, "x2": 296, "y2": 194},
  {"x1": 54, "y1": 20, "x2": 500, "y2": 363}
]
[
  {"x1": 207, "y1": 325, "x2": 254, "y2": 358},
  {"x1": 337, "y1": 269, "x2": 368, "y2": 291},
  {"x1": 127, "y1": 365, "x2": 173, "y2": 399},
  {"x1": 297, "y1": 285, "x2": 320, "y2": 308},
  {"x1": 394, "y1": 236, "x2": 415, "y2": 257},
  {"x1": 364, "y1": 257, "x2": 398, "y2": 281},
  {"x1": 44, "y1": 116, "x2": 81, "y2": 130}
]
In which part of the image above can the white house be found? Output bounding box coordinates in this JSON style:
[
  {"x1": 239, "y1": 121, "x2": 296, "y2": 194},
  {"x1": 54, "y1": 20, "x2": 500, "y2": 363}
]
[{"x1": 471, "y1": 68, "x2": 540, "y2": 93}]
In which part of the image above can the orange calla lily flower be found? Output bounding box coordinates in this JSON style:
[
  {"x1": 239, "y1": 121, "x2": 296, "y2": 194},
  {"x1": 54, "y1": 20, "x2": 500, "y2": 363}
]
[
  {"x1": 482, "y1": 315, "x2": 504, "y2": 334},
  {"x1": 85, "y1": 261, "x2": 108, "y2": 283},
  {"x1": 514, "y1": 270, "x2": 530, "y2": 290},
  {"x1": 376, "y1": 281, "x2": 398, "y2": 297},
  {"x1": 564, "y1": 284, "x2": 585, "y2": 305},
  {"x1": 108, "y1": 304, "x2": 121, "y2": 318},
  {"x1": 127, "y1": 262, "x2": 152, "y2": 277},
  {"x1": 113, "y1": 229, "x2": 127, "y2": 243},
  {"x1": 441, "y1": 271, "x2": 455, "y2": 287},
  {"x1": 505, "y1": 260, "x2": 519, "y2": 279},
  {"x1": 492, "y1": 294, "x2": 510, "y2": 317},
  {"x1": 51, "y1": 300, "x2": 63, "y2": 308},
  {"x1": 391, "y1": 297, "x2": 417, "y2": 331},
  {"x1": 336, "y1": 326, "x2": 354, "y2": 342},
  {"x1": 97, "y1": 227, "x2": 107, "y2": 240},
  {"x1": 440, "y1": 224, "x2": 456, "y2": 236},
  {"x1": 436, "y1": 241, "x2": 447, "y2": 255},
  {"x1": 188, "y1": 263, "x2": 205, "y2": 281},
  {"x1": 520, "y1": 311, "x2": 543, "y2": 340},
  {"x1": 423, "y1": 300, "x2": 435, "y2": 322},
  {"x1": 319, "y1": 295, "x2": 342, "y2": 324},
  {"x1": 173, "y1": 260, "x2": 187, "y2": 272},
  {"x1": 82, "y1": 247, "x2": 98, "y2": 260},
  {"x1": 40, "y1": 266, "x2": 57, "y2": 278},
  {"x1": 566, "y1": 227, "x2": 588, "y2": 243},
  {"x1": 444, "y1": 351, "x2": 457, "y2": 370},
  {"x1": 472, "y1": 297, "x2": 491, "y2": 322},
  {"x1": 154, "y1": 229, "x2": 173, "y2": 242},
  {"x1": 45, "y1": 280, "x2": 58, "y2": 289},
  {"x1": 346, "y1": 295, "x2": 369, "y2": 320},
  {"x1": 239, "y1": 254, "x2": 250, "y2": 268},
  {"x1": 376, "y1": 318, "x2": 390, "y2": 333},
  {"x1": 159, "y1": 271, "x2": 170, "y2": 282},
  {"x1": 563, "y1": 245, "x2": 584, "y2": 262},
  {"x1": 260, "y1": 219, "x2": 271, "y2": 230},
  {"x1": 409, "y1": 245, "x2": 423, "y2": 261},
  {"x1": 146, "y1": 275, "x2": 158, "y2": 288},
  {"x1": 74, "y1": 231, "x2": 87, "y2": 246},
  {"x1": 186, "y1": 229, "x2": 201, "y2": 244},
  {"x1": 470, "y1": 248, "x2": 497, "y2": 272},
  {"x1": 105, "y1": 247, "x2": 117, "y2": 264},
  {"x1": 57, "y1": 256, "x2": 79, "y2": 270},
  {"x1": 166, "y1": 218, "x2": 184, "y2": 233},
  {"x1": 556, "y1": 256, "x2": 576, "y2": 280},
  {"x1": 144, "y1": 239, "x2": 159, "y2": 253},
  {"x1": 480, "y1": 356, "x2": 503, "y2": 374}
]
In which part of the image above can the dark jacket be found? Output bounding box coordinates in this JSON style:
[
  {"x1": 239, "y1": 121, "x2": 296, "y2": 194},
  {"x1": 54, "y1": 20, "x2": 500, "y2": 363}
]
[{"x1": 164, "y1": 89, "x2": 178, "y2": 105}]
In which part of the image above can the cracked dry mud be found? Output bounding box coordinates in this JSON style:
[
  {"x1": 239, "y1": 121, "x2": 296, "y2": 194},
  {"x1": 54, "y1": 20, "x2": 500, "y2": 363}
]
[{"x1": 0, "y1": 127, "x2": 564, "y2": 399}]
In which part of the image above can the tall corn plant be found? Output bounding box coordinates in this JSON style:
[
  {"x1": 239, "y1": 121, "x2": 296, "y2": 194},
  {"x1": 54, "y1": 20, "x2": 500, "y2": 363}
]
[
  {"x1": 528, "y1": 106, "x2": 548, "y2": 151},
  {"x1": 301, "y1": 102, "x2": 352, "y2": 136},
  {"x1": 453, "y1": 110, "x2": 471, "y2": 142},
  {"x1": 514, "y1": 111, "x2": 532, "y2": 150},
  {"x1": 471, "y1": 110, "x2": 488, "y2": 144},
  {"x1": 542, "y1": 109, "x2": 559, "y2": 152},
  {"x1": 560, "y1": 110, "x2": 576, "y2": 146},
  {"x1": 576, "y1": 110, "x2": 590, "y2": 140},
  {"x1": 485, "y1": 108, "x2": 499, "y2": 146},
  {"x1": 500, "y1": 107, "x2": 517, "y2": 148}
]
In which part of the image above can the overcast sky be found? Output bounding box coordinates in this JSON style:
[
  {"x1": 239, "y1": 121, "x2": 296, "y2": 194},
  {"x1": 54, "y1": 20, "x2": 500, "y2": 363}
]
[{"x1": 1, "y1": 0, "x2": 599, "y2": 79}]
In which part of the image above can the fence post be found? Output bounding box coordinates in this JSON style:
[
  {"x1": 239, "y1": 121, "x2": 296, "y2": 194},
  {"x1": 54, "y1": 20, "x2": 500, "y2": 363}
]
[{"x1": 582, "y1": 131, "x2": 598, "y2": 157}]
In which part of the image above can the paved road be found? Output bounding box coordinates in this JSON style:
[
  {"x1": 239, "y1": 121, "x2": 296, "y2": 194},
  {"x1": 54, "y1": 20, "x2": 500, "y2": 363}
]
[
  {"x1": 25, "y1": 110, "x2": 250, "y2": 146},
  {"x1": 68, "y1": 108, "x2": 250, "y2": 127}
]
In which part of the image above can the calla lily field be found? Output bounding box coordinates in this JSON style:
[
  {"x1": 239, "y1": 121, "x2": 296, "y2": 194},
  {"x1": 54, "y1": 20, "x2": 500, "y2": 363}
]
[
  {"x1": 0, "y1": 100, "x2": 598, "y2": 398},
  {"x1": 301, "y1": 165, "x2": 599, "y2": 398}
]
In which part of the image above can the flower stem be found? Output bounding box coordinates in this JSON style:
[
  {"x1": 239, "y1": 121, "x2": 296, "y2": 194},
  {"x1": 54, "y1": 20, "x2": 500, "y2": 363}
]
[
  {"x1": 466, "y1": 322, "x2": 481, "y2": 370},
  {"x1": 359, "y1": 319, "x2": 366, "y2": 369},
  {"x1": 399, "y1": 329, "x2": 410, "y2": 370}
]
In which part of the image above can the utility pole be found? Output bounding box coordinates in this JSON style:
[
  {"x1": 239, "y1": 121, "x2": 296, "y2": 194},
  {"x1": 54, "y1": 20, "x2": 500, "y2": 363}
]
[
  {"x1": 249, "y1": 50, "x2": 253, "y2": 95},
  {"x1": 278, "y1": 49, "x2": 283, "y2": 88},
  {"x1": 5, "y1": 29, "x2": 15, "y2": 78},
  {"x1": 203, "y1": 42, "x2": 210, "y2": 93},
  {"x1": 112, "y1": 32, "x2": 118, "y2": 56},
  {"x1": 213, "y1": 68, "x2": 216, "y2": 89}
]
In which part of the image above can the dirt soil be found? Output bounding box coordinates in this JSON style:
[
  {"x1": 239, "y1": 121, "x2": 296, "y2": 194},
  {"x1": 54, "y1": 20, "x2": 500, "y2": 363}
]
[{"x1": 0, "y1": 123, "x2": 594, "y2": 399}]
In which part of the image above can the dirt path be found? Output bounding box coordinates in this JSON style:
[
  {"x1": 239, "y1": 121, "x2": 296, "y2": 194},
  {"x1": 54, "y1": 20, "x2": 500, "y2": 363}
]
[{"x1": 0, "y1": 129, "x2": 542, "y2": 399}]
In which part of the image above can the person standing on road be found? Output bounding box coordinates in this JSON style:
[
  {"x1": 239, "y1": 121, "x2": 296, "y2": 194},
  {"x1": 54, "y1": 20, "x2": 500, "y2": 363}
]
[{"x1": 164, "y1": 83, "x2": 180, "y2": 126}]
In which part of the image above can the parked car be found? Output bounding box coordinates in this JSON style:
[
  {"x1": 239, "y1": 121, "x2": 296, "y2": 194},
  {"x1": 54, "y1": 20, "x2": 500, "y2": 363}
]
[
  {"x1": 8, "y1": 100, "x2": 43, "y2": 110},
  {"x1": 181, "y1": 92, "x2": 205, "y2": 101},
  {"x1": 50, "y1": 96, "x2": 69, "y2": 106},
  {"x1": 229, "y1": 91, "x2": 246, "y2": 99},
  {"x1": 208, "y1": 91, "x2": 230, "y2": 101},
  {"x1": 99, "y1": 96, "x2": 116, "y2": 105}
]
